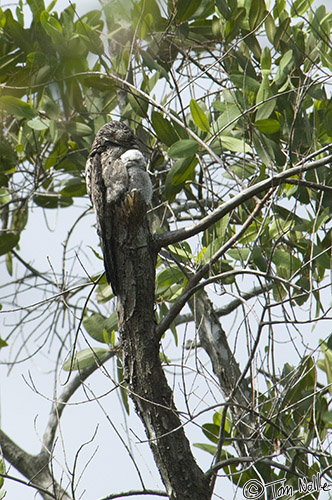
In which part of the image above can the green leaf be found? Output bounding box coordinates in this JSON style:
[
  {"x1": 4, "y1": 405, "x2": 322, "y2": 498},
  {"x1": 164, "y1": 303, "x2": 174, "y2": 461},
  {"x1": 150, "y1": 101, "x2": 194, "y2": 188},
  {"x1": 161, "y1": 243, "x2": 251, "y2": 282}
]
[
  {"x1": 212, "y1": 102, "x2": 241, "y2": 133},
  {"x1": 238, "y1": 223, "x2": 260, "y2": 244},
  {"x1": 175, "y1": 0, "x2": 202, "y2": 22},
  {"x1": 190, "y1": 99, "x2": 210, "y2": 132},
  {"x1": 265, "y1": 14, "x2": 276, "y2": 44},
  {"x1": 76, "y1": 22, "x2": 104, "y2": 56},
  {"x1": 172, "y1": 157, "x2": 197, "y2": 186},
  {"x1": 0, "y1": 233, "x2": 19, "y2": 256},
  {"x1": 105, "y1": 312, "x2": 118, "y2": 335},
  {"x1": 217, "y1": 135, "x2": 250, "y2": 153},
  {"x1": 327, "y1": 335, "x2": 332, "y2": 351},
  {"x1": 273, "y1": 249, "x2": 301, "y2": 278},
  {"x1": 261, "y1": 46, "x2": 271, "y2": 76},
  {"x1": 215, "y1": 0, "x2": 231, "y2": 18},
  {"x1": 164, "y1": 156, "x2": 197, "y2": 200},
  {"x1": 156, "y1": 266, "x2": 184, "y2": 291},
  {"x1": 27, "y1": 118, "x2": 49, "y2": 130},
  {"x1": 40, "y1": 10, "x2": 63, "y2": 45},
  {"x1": 0, "y1": 174, "x2": 9, "y2": 189},
  {"x1": 319, "y1": 341, "x2": 332, "y2": 393},
  {"x1": 83, "y1": 314, "x2": 107, "y2": 343},
  {"x1": 274, "y1": 49, "x2": 294, "y2": 86},
  {"x1": 249, "y1": 0, "x2": 267, "y2": 30},
  {"x1": 6, "y1": 251, "x2": 13, "y2": 276},
  {"x1": 225, "y1": 7, "x2": 246, "y2": 40},
  {"x1": 243, "y1": 32, "x2": 262, "y2": 60},
  {"x1": 228, "y1": 247, "x2": 251, "y2": 262},
  {"x1": 273, "y1": 17, "x2": 291, "y2": 51},
  {"x1": 47, "y1": 0, "x2": 57, "y2": 11},
  {"x1": 0, "y1": 96, "x2": 37, "y2": 120},
  {"x1": 27, "y1": 0, "x2": 45, "y2": 14},
  {"x1": 3, "y1": 10, "x2": 30, "y2": 51},
  {"x1": 291, "y1": 0, "x2": 314, "y2": 16},
  {"x1": 202, "y1": 423, "x2": 220, "y2": 444},
  {"x1": 65, "y1": 122, "x2": 93, "y2": 137},
  {"x1": 201, "y1": 236, "x2": 224, "y2": 261},
  {"x1": 63, "y1": 347, "x2": 109, "y2": 371},
  {"x1": 33, "y1": 193, "x2": 59, "y2": 209},
  {"x1": 216, "y1": 213, "x2": 230, "y2": 238},
  {"x1": 251, "y1": 247, "x2": 268, "y2": 272},
  {"x1": 229, "y1": 73, "x2": 260, "y2": 92},
  {"x1": 0, "y1": 338, "x2": 8, "y2": 349},
  {"x1": 141, "y1": 50, "x2": 169, "y2": 80},
  {"x1": 168, "y1": 139, "x2": 198, "y2": 158},
  {"x1": 193, "y1": 443, "x2": 217, "y2": 455},
  {"x1": 151, "y1": 111, "x2": 179, "y2": 147},
  {"x1": 168, "y1": 242, "x2": 193, "y2": 261},
  {"x1": 60, "y1": 178, "x2": 86, "y2": 197},
  {"x1": 252, "y1": 132, "x2": 275, "y2": 167},
  {"x1": 256, "y1": 75, "x2": 275, "y2": 120},
  {"x1": 83, "y1": 312, "x2": 118, "y2": 344},
  {"x1": 45, "y1": 140, "x2": 68, "y2": 170},
  {"x1": 0, "y1": 51, "x2": 23, "y2": 73},
  {"x1": 11, "y1": 205, "x2": 28, "y2": 231},
  {"x1": 255, "y1": 119, "x2": 280, "y2": 134},
  {"x1": 223, "y1": 161, "x2": 256, "y2": 180},
  {"x1": 0, "y1": 457, "x2": 4, "y2": 488},
  {"x1": 0, "y1": 188, "x2": 10, "y2": 205},
  {"x1": 269, "y1": 219, "x2": 292, "y2": 239}
]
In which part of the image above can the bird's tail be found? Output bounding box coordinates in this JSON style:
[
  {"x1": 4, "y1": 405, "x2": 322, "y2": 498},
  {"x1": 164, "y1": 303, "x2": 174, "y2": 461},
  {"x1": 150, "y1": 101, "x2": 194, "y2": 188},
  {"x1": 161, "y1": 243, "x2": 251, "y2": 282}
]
[{"x1": 101, "y1": 231, "x2": 118, "y2": 296}]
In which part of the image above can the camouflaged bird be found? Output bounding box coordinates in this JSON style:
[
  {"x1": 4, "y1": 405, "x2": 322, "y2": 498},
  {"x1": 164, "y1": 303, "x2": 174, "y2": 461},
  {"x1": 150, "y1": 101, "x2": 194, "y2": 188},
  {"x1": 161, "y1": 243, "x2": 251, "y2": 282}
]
[{"x1": 86, "y1": 121, "x2": 152, "y2": 295}]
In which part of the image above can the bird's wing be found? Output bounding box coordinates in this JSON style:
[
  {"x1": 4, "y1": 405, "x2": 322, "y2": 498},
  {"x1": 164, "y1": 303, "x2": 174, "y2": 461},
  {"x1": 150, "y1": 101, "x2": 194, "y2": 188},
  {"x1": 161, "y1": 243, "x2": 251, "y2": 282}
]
[
  {"x1": 102, "y1": 153, "x2": 129, "y2": 204},
  {"x1": 86, "y1": 151, "x2": 122, "y2": 294}
]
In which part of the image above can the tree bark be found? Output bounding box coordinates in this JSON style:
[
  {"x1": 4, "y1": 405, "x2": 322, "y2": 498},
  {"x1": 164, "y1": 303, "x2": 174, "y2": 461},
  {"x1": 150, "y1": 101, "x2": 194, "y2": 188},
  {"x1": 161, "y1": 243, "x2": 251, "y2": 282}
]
[
  {"x1": 114, "y1": 195, "x2": 210, "y2": 499},
  {"x1": 0, "y1": 430, "x2": 71, "y2": 500},
  {"x1": 189, "y1": 292, "x2": 259, "y2": 458}
]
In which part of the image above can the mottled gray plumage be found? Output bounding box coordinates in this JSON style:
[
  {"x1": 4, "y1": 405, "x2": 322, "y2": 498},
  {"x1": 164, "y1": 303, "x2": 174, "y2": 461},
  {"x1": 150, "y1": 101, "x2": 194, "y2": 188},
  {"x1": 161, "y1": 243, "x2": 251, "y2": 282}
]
[{"x1": 86, "y1": 121, "x2": 152, "y2": 295}]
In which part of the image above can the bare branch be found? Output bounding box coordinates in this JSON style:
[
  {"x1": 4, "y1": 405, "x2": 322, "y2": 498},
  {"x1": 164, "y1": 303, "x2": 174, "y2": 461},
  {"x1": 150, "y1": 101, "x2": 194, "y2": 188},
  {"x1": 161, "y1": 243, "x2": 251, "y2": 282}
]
[
  {"x1": 0, "y1": 472, "x2": 58, "y2": 499},
  {"x1": 156, "y1": 191, "x2": 272, "y2": 338},
  {"x1": 96, "y1": 489, "x2": 168, "y2": 499},
  {"x1": 154, "y1": 153, "x2": 332, "y2": 248},
  {"x1": 11, "y1": 250, "x2": 56, "y2": 286},
  {"x1": 174, "y1": 283, "x2": 273, "y2": 326},
  {"x1": 0, "y1": 429, "x2": 71, "y2": 500},
  {"x1": 43, "y1": 351, "x2": 115, "y2": 453}
]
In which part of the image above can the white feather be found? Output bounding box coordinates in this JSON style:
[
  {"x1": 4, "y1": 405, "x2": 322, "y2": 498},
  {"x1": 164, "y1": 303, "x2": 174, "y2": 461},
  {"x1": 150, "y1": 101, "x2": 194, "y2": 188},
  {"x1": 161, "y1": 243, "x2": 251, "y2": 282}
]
[
  {"x1": 121, "y1": 150, "x2": 152, "y2": 204},
  {"x1": 120, "y1": 149, "x2": 146, "y2": 168}
]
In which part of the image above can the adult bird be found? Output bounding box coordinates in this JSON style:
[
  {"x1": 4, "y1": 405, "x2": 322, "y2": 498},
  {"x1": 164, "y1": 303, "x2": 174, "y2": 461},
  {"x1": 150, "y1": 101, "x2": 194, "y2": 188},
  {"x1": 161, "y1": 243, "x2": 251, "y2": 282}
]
[{"x1": 85, "y1": 121, "x2": 152, "y2": 295}]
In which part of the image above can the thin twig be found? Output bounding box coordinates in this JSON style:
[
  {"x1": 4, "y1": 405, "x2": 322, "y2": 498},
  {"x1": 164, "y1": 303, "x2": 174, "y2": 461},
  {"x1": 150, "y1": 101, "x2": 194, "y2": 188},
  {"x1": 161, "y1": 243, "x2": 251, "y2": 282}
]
[{"x1": 155, "y1": 152, "x2": 332, "y2": 248}]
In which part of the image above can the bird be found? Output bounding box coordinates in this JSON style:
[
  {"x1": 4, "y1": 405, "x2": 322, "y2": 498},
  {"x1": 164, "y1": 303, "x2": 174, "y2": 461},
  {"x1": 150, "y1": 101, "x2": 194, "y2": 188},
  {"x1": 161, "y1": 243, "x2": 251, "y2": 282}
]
[{"x1": 85, "y1": 121, "x2": 152, "y2": 295}]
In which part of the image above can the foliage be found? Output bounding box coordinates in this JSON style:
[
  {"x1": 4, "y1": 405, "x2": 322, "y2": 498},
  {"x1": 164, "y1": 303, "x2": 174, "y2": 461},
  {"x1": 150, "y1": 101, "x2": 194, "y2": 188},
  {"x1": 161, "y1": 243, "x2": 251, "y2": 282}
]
[{"x1": 0, "y1": 0, "x2": 332, "y2": 498}]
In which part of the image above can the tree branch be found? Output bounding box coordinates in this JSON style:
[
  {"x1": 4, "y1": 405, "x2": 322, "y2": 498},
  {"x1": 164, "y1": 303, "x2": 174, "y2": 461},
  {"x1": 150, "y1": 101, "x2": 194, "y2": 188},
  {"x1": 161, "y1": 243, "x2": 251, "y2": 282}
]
[
  {"x1": 1, "y1": 354, "x2": 116, "y2": 499},
  {"x1": 43, "y1": 351, "x2": 115, "y2": 453},
  {"x1": 97, "y1": 489, "x2": 168, "y2": 499},
  {"x1": 174, "y1": 283, "x2": 273, "y2": 327},
  {"x1": 0, "y1": 472, "x2": 58, "y2": 499},
  {"x1": 188, "y1": 293, "x2": 257, "y2": 452},
  {"x1": 0, "y1": 429, "x2": 71, "y2": 500},
  {"x1": 156, "y1": 191, "x2": 272, "y2": 338},
  {"x1": 11, "y1": 250, "x2": 56, "y2": 286},
  {"x1": 154, "y1": 152, "x2": 332, "y2": 248},
  {"x1": 112, "y1": 195, "x2": 210, "y2": 500}
]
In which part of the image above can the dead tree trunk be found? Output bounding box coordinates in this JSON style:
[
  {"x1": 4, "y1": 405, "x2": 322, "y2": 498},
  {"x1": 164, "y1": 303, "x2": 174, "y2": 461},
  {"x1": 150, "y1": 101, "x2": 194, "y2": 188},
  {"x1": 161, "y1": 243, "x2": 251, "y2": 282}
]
[{"x1": 114, "y1": 196, "x2": 210, "y2": 500}]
